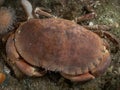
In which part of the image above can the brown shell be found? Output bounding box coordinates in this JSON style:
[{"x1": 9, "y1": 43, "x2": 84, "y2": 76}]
[{"x1": 15, "y1": 18, "x2": 105, "y2": 75}]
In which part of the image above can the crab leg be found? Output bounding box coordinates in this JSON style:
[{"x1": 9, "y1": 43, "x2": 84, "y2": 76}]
[
  {"x1": 83, "y1": 25, "x2": 112, "y2": 31},
  {"x1": 6, "y1": 34, "x2": 46, "y2": 77},
  {"x1": 74, "y1": 4, "x2": 97, "y2": 22},
  {"x1": 94, "y1": 30, "x2": 120, "y2": 52},
  {"x1": 83, "y1": 22, "x2": 119, "y2": 31},
  {"x1": 34, "y1": 7, "x2": 56, "y2": 18},
  {"x1": 15, "y1": 59, "x2": 46, "y2": 77},
  {"x1": 60, "y1": 72, "x2": 95, "y2": 82}
]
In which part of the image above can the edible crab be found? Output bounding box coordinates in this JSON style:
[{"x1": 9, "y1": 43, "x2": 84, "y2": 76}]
[{"x1": 1, "y1": 0, "x2": 119, "y2": 82}]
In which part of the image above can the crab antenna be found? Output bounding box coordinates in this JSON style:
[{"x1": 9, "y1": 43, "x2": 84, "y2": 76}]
[{"x1": 21, "y1": 0, "x2": 33, "y2": 19}]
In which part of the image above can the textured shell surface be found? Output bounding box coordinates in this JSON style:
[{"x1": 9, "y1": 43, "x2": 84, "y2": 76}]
[{"x1": 15, "y1": 18, "x2": 105, "y2": 75}]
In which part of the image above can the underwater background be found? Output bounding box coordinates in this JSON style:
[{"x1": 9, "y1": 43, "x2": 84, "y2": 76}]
[{"x1": 0, "y1": 0, "x2": 120, "y2": 90}]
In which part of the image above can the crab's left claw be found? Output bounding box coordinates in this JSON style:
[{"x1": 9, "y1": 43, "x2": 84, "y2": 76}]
[{"x1": 61, "y1": 72, "x2": 95, "y2": 82}]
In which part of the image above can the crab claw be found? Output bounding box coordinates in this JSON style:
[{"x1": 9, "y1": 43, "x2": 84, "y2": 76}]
[
  {"x1": 61, "y1": 72, "x2": 95, "y2": 82},
  {"x1": 15, "y1": 59, "x2": 46, "y2": 77}
]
